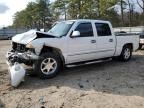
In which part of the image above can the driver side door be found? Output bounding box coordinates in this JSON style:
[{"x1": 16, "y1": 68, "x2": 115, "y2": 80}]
[{"x1": 67, "y1": 22, "x2": 97, "y2": 64}]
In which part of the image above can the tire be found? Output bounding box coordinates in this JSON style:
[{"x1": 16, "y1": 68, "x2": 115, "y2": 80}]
[
  {"x1": 33, "y1": 52, "x2": 62, "y2": 79},
  {"x1": 139, "y1": 45, "x2": 142, "y2": 50},
  {"x1": 119, "y1": 45, "x2": 132, "y2": 62}
]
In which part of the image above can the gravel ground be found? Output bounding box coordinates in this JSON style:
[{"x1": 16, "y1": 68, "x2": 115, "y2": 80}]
[{"x1": 0, "y1": 40, "x2": 144, "y2": 108}]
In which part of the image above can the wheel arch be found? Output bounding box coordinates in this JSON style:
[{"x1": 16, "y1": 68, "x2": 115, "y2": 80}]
[
  {"x1": 118, "y1": 43, "x2": 133, "y2": 61},
  {"x1": 40, "y1": 45, "x2": 65, "y2": 67},
  {"x1": 123, "y1": 43, "x2": 133, "y2": 51}
]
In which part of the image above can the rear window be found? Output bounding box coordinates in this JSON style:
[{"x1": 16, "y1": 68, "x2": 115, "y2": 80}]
[{"x1": 95, "y1": 23, "x2": 112, "y2": 36}]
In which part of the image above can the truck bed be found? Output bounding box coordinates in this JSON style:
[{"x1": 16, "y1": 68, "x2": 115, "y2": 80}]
[{"x1": 114, "y1": 33, "x2": 139, "y2": 56}]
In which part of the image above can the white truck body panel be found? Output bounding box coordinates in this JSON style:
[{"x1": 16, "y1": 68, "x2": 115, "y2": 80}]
[{"x1": 114, "y1": 36, "x2": 139, "y2": 56}]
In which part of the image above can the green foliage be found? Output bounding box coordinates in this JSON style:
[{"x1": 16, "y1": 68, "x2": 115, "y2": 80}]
[
  {"x1": 13, "y1": 0, "x2": 52, "y2": 29},
  {"x1": 13, "y1": 0, "x2": 144, "y2": 28},
  {"x1": 52, "y1": 0, "x2": 119, "y2": 19}
]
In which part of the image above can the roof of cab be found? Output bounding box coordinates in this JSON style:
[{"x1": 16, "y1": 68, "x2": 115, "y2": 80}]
[{"x1": 66, "y1": 19, "x2": 110, "y2": 23}]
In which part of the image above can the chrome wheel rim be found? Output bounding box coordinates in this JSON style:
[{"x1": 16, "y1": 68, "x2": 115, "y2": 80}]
[
  {"x1": 41, "y1": 58, "x2": 57, "y2": 75},
  {"x1": 124, "y1": 48, "x2": 130, "y2": 59}
]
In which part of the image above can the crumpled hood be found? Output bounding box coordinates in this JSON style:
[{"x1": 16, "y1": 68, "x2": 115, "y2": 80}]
[
  {"x1": 12, "y1": 30, "x2": 37, "y2": 44},
  {"x1": 12, "y1": 30, "x2": 56, "y2": 45}
]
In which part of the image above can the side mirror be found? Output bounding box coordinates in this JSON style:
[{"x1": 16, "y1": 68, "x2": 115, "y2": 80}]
[
  {"x1": 71, "y1": 31, "x2": 80, "y2": 37},
  {"x1": 40, "y1": 28, "x2": 45, "y2": 32}
]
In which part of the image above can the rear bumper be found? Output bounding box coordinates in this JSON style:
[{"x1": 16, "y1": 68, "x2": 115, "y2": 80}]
[{"x1": 6, "y1": 50, "x2": 40, "y2": 65}]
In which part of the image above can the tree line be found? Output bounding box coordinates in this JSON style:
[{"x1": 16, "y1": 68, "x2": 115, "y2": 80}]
[{"x1": 12, "y1": 0, "x2": 144, "y2": 29}]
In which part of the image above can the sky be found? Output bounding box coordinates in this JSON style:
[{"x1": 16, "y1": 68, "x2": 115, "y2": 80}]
[
  {"x1": 0, "y1": 0, "x2": 55, "y2": 27},
  {"x1": 0, "y1": 0, "x2": 142, "y2": 27},
  {"x1": 0, "y1": 0, "x2": 36, "y2": 27}
]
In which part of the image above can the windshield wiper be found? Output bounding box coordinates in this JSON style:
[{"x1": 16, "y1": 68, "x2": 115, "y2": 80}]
[{"x1": 36, "y1": 32, "x2": 58, "y2": 38}]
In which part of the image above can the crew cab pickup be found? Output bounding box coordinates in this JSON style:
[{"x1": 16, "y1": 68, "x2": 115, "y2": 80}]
[{"x1": 6, "y1": 19, "x2": 139, "y2": 78}]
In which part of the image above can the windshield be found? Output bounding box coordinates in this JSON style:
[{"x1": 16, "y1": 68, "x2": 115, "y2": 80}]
[{"x1": 48, "y1": 21, "x2": 74, "y2": 37}]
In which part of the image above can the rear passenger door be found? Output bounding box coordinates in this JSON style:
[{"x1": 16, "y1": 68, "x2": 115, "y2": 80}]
[{"x1": 94, "y1": 23, "x2": 116, "y2": 58}]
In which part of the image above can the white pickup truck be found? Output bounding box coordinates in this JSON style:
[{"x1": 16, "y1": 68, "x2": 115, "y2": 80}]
[{"x1": 6, "y1": 19, "x2": 139, "y2": 79}]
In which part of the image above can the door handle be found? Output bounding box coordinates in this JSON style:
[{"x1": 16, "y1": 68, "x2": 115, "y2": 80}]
[
  {"x1": 109, "y1": 39, "x2": 113, "y2": 42},
  {"x1": 91, "y1": 40, "x2": 96, "y2": 43}
]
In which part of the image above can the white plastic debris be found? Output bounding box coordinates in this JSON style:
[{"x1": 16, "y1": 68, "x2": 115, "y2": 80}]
[{"x1": 9, "y1": 62, "x2": 26, "y2": 87}]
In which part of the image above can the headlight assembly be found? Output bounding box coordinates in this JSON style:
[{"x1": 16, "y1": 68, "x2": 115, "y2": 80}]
[{"x1": 26, "y1": 43, "x2": 34, "y2": 48}]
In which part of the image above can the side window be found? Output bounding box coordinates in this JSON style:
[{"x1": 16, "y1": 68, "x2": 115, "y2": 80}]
[
  {"x1": 95, "y1": 23, "x2": 112, "y2": 36},
  {"x1": 75, "y1": 23, "x2": 94, "y2": 37}
]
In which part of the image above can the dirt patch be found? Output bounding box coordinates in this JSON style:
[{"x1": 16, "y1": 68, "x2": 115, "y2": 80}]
[{"x1": 1, "y1": 40, "x2": 144, "y2": 108}]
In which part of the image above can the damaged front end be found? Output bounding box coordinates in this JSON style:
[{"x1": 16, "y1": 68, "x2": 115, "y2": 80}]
[
  {"x1": 6, "y1": 42, "x2": 40, "y2": 66},
  {"x1": 5, "y1": 30, "x2": 52, "y2": 87},
  {"x1": 6, "y1": 30, "x2": 57, "y2": 66},
  {"x1": 5, "y1": 42, "x2": 40, "y2": 87}
]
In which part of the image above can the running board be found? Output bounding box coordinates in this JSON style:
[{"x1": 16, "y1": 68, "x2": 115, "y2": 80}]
[{"x1": 66, "y1": 58, "x2": 112, "y2": 68}]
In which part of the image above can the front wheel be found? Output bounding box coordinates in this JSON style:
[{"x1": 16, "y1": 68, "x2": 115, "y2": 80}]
[
  {"x1": 33, "y1": 52, "x2": 62, "y2": 79},
  {"x1": 119, "y1": 45, "x2": 132, "y2": 62}
]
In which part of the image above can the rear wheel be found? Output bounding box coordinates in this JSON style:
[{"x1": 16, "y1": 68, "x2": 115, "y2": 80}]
[
  {"x1": 139, "y1": 44, "x2": 142, "y2": 49},
  {"x1": 33, "y1": 52, "x2": 62, "y2": 79},
  {"x1": 119, "y1": 45, "x2": 132, "y2": 62}
]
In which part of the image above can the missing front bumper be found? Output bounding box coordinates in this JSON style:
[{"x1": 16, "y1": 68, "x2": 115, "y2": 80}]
[{"x1": 6, "y1": 50, "x2": 40, "y2": 65}]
